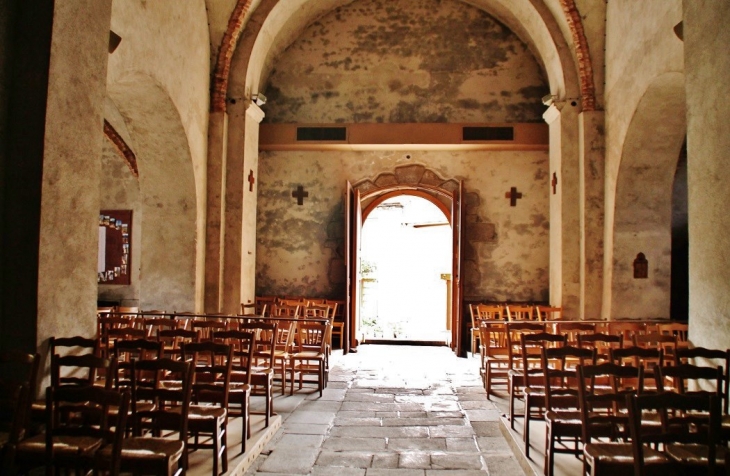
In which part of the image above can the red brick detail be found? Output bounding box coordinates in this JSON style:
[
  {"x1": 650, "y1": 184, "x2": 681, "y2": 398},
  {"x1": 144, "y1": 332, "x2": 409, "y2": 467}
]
[
  {"x1": 559, "y1": 0, "x2": 597, "y2": 111},
  {"x1": 211, "y1": 0, "x2": 254, "y2": 113},
  {"x1": 103, "y1": 119, "x2": 139, "y2": 178}
]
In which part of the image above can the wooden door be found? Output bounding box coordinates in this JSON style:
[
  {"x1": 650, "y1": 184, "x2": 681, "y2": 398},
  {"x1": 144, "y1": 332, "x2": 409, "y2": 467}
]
[
  {"x1": 451, "y1": 181, "x2": 466, "y2": 356},
  {"x1": 344, "y1": 182, "x2": 362, "y2": 354}
]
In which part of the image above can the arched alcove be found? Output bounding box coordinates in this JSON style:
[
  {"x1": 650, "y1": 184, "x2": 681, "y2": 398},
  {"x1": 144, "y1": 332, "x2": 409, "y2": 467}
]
[
  {"x1": 106, "y1": 74, "x2": 197, "y2": 311},
  {"x1": 611, "y1": 72, "x2": 686, "y2": 318}
]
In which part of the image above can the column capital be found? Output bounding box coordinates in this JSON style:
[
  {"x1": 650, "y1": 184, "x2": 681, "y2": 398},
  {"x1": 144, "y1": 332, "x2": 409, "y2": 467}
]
[{"x1": 246, "y1": 102, "x2": 265, "y2": 124}]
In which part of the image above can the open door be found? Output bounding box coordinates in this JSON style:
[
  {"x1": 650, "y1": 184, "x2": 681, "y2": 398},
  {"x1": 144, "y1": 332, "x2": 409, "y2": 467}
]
[
  {"x1": 451, "y1": 181, "x2": 466, "y2": 356},
  {"x1": 345, "y1": 182, "x2": 362, "y2": 353}
]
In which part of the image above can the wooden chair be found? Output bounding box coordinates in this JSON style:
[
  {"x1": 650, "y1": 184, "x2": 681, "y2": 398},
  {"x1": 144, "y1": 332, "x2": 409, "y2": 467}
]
[
  {"x1": 99, "y1": 358, "x2": 192, "y2": 476},
  {"x1": 140, "y1": 316, "x2": 177, "y2": 339},
  {"x1": 578, "y1": 363, "x2": 652, "y2": 476},
  {"x1": 190, "y1": 319, "x2": 227, "y2": 342},
  {"x1": 612, "y1": 346, "x2": 664, "y2": 391},
  {"x1": 517, "y1": 331, "x2": 566, "y2": 456},
  {"x1": 271, "y1": 303, "x2": 300, "y2": 319},
  {"x1": 535, "y1": 305, "x2": 563, "y2": 322},
  {"x1": 32, "y1": 337, "x2": 98, "y2": 425},
  {"x1": 328, "y1": 299, "x2": 346, "y2": 350},
  {"x1": 633, "y1": 332, "x2": 678, "y2": 363},
  {"x1": 0, "y1": 351, "x2": 38, "y2": 474},
  {"x1": 578, "y1": 333, "x2": 623, "y2": 364},
  {"x1": 51, "y1": 353, "x2": 113, "y2": 390},
  {"x1": 110, "y1": 338, "x2": 163, "y2": 391},
  {"x1": 479, "y1": 320, "x2": 509, "y2": 398},
  {"x1": 97, "y1": 316, "x2": 136, "y2": 359},
  {"x1": 289, "y1": 321, "x2": 329, "y2": 397},
  {"x1": 16, "y1": 385, "x2": 129, "y2": 476},
  {"x1": 240, "y1": 302, "x2": 263, "y2": 317},
  {"x1": 557, "y1": 322, "x2": 596, "y2": 346},
  {"x1": 157, "y1": 328, "x2": 199, "y2": 361},
  {"x1": 213, "y1": 329, "x2": 255, "y2": 453},
  {"x1": 182, "y1": 342, "x2": 232, "y2": 476},
  {"x1": 255, "y1": 296, "x2": 277, "y2": 317},
  {"x1": 542, "y1": 346, "x2": 595, "y2": 476},
  {"x1": 627, "y1": 391, "x2": 723, "y2": 476},
  {"x1": 657, "y1": 321, "x2": 689, "y2": 349},
  {"x1": 238, "y1": 321, "x2": 277, "y2": 428},
  {"x1": 507, "y1": 304, "x2": 535, "y2": 321},
  {"x1": 608, "y1": 321, "x2": 647, "y2": 348},
  {"x1": 505, "y1": 322, "x2": 545, "y2": 430},
  {"x1": 674, "y1": 347, "x2": 730, "y2": 415},
  {"x1": 469, "y1": 304, "x2": 481, "y2": 356}
]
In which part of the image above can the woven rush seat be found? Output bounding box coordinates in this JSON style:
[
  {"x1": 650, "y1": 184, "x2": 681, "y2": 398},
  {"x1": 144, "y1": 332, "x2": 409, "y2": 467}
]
[
  {"x1": 664, "y1": 443, "x2": 728, "y2": 466},
  {"x1": 15, "y1": 433, "x2": 104, "y2": 457},
  {"x1": 584, "y1": 442, "x2": 669, "y2": 465},
  {"x1": 98, "y1": 436, "x2": 184, "y2": 463}
]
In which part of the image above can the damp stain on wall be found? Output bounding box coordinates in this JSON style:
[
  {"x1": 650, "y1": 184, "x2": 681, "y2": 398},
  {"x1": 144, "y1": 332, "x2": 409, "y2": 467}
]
[{"x1": 262, "y1": 0, "x2": 548, "y2": 124}]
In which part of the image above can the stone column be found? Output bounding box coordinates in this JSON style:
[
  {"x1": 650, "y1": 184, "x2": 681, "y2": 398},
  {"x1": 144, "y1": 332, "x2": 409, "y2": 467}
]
[
  {"x1": 544, "y1": 103, "x2": 581, "y2": 318},
  {"x1": 684, "y1": 1, "x2": 730, "y2": 349},
  {"x1": 240, "y1": 103, "x2": 264, "y2": 307},
  {"x1": 204, "y1": 111, "x2": 228, "y2": 313},
  {"x1": 37, "y1": 0, "x2": 112, "y2": 370},
  {"x1": 219, "y1": 101, "x2": 264, "y2": 314},
  {"x1": 579, "y1": 110, "x2": 605, "y2": 319}
]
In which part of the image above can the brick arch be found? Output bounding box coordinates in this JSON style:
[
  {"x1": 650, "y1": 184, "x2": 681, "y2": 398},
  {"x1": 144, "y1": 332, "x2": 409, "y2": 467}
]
[
  {"x1": 559, "y1": 0, "x2": 597, "y2": 111},
  {"x1": 103, "y1": 119, "x2": 138, "y2": 178},
  {"x1": 210, "y1": 0, "x2": 254, "y2": 113}
]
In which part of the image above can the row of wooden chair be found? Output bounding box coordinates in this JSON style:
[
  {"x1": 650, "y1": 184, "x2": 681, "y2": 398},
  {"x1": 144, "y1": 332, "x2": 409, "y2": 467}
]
[
  {"x1": 5, "y1": 315, "x2": 331, "y2": 476},
  {"x1": 468, "y1": 304, "x2": 563, "y2": 354},
  {"x1": 478, "y1": 321, "x2": 729, "y2": 476}
]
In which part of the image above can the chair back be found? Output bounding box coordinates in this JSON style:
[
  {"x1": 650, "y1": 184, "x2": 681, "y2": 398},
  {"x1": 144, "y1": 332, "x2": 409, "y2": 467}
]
[
  {"x1": 51, "y1": 353, "x2": 111, "y2": 388},
  {"x1": 520, "y1": 332, "x2": 566, "y2": 385},
  {"x1": 190, "y1": 319, "x2": 227, "y2": 342},
  {"x1": 238, "y1": 322, "x2": 277, "y2": 372},
  {"x1": 45, "y1": 385, "x2": 129, "y2": 476},
  {"x1": 506, "y1": 305, "x2": 534, "y2": 321},
  {"x1": 556, "y1": 322, "x2": 595, "y2": 346},
  {"x1": 214, "y1": 330, "x2": 256, "y2": 386},
  {"x1": 111, "y1": 338, "x2": 163, "y2": 390},
  {"x1": 535, "y1": 305, "x2": 562, "y2": 321},
  {"x1": 675, "y1": 347, "x2": 730, "y2": 414},
  {"x1": 182, "y1": 342, "x2": 232, "y2": 408},
  {"x1": 577, "y1": 332, "x2": 622, "y2": 363},
  {"x1": 474, "y1": 304, "x2": 503, "y2": 321},
  {"x1": 506, "y1": 322, "x2": 544, "y2": 370},
  {"x1": 293, "y1": 322, "x2": 329, "y2": 354},
  {"x1": 627, "y1": 391, "x2": 720, "y2": 476},
  {"x1": 157, "y1": 328, "x2": 199, "y2": 360},
  {"x1": 577, "y1": 363, "x2": 644, "y2": 444},
  {"x1": 129, "y1": 358, "x2": 192, "y2": 439},
  {"x1": 0, "y1": 350, "x2": 39, "y2": 466},
  {"x1": 542, "y1": 346, "x2": 595, "y2": 412}
]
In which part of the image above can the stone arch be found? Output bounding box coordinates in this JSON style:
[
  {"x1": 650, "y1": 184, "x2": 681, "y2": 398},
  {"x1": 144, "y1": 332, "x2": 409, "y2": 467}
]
[
  {"x1": 558, "y1": 0, "x2": 597, "y2": 110},
  {"x1": 242, "y1": 0, "x2": 580, "y2": 103},
  {"x1": 106, "y1": 73, "x2": 197, "y2": 311},
  {"x1": 210, "y1": 0, "x2": 255, "y2": 113},
  {"x1": 609, "y1": 72, "x2": 686, "y2": 319}
]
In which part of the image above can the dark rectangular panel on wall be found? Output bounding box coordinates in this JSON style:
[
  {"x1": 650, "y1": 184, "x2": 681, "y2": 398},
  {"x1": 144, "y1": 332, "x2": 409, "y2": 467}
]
[
  {"x1": 98, "y1": 210, "x2": 132, "y2": 285},
  {"x1": 462, "y1": 126, "x2": 514, "y2": 141},
  {"x1": 297, "y1": 127, "x2": 347, "y2": 141}
]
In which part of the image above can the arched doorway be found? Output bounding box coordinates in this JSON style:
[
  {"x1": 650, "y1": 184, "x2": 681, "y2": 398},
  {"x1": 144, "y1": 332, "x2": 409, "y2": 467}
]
[{"x1": 360, "y1": 194, "x2": 452, "y2": 344}]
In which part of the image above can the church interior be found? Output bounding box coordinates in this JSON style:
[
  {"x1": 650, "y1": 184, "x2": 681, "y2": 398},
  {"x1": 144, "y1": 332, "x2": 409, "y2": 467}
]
[{"x1": 0, "y1": 0, "x2": 729, "y2": 475}]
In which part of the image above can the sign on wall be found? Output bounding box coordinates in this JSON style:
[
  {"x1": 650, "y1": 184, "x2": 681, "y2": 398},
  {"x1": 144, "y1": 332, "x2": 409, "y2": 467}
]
[{"x1": 98, "y1": 210, "x2": 132, "y2": 285}]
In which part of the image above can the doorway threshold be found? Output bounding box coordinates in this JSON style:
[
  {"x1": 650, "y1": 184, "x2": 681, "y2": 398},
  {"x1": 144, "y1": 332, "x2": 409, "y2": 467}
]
[{"x1": 362, "y1": 338, "x2": 449, "y2": 346}]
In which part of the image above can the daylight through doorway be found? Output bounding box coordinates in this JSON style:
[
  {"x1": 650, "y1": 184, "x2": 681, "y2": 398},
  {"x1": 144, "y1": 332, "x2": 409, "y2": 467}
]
[{"x1": 360, "y1": 195, "x2": 452, "y2": 344}]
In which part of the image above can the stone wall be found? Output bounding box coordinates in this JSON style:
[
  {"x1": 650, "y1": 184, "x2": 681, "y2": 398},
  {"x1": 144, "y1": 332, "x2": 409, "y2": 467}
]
[
  {"x1": 263, "y1": 0, "x2": 548, "y2": 124},
  {"x1": 602, "y1": 0, "x2": 684, "y2": 318},
  {"x1": 256, "y1": 152, "x2": 549, "y2": 302}
]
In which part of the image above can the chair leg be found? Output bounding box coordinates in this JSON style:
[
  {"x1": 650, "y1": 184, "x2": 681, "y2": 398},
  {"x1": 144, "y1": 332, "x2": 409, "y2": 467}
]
[
  {"x1": 221, "y1": 421, "x2": 227, "y2": 474},
  {"x1": 524, "y1": 395, "x2": 531, "y2": 458}
]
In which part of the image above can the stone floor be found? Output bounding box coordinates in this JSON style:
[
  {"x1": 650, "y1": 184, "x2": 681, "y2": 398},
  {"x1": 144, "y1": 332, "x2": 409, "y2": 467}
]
[{"x1": 243, "y1": 344, "x2": 525, "y2": 476}]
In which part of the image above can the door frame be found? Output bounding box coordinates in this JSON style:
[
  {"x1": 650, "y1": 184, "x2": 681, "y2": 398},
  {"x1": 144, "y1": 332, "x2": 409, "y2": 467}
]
[{"x1": 346, "y1": 182, "x2": 465, "y2": 355}]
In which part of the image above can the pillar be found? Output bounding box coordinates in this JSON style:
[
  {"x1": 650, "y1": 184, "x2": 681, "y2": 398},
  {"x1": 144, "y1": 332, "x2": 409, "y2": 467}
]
[
  {"x1": 544, "y1": 102, "x2": 581, "y2": 318},
  {"x1": 684, "y1": 0, "x2": 730, "y2": 348},
  {"x1": 579, "y1": 110, "x2": 605, "y2": 319},
  {"x1": 204, "y1": 111, "x2": 228, "y2": 312}
]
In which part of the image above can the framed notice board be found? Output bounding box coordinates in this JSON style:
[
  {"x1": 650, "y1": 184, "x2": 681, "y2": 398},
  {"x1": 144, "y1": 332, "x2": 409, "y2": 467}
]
[{"x1": 98, "y1": 210, "x2": 132, "y2": 285}]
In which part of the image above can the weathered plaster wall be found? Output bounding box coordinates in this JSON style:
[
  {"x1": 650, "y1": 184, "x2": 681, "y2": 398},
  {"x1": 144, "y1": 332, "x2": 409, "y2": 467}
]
[
  {"x1": 685, "y1": 1, "x2": 730, "y2": 349},
  {"x1": 263, "y1": 0, "x2": 548, "y2": 124},
  {"x1": 602, "y1": 0, "x2": 683, "y2": 318},
  {"x1": 107, "y1": 0, "x2": 210, "y2": 310},
  {"x1": 97, "y1": 139, "x2": 142, "y2": 306},
  {"x1": 37, "y1": 0, "x2": 111, "y2": 378},
  {"x1": 256, "y1": 152, "x2": 549, "y2": 302}
]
